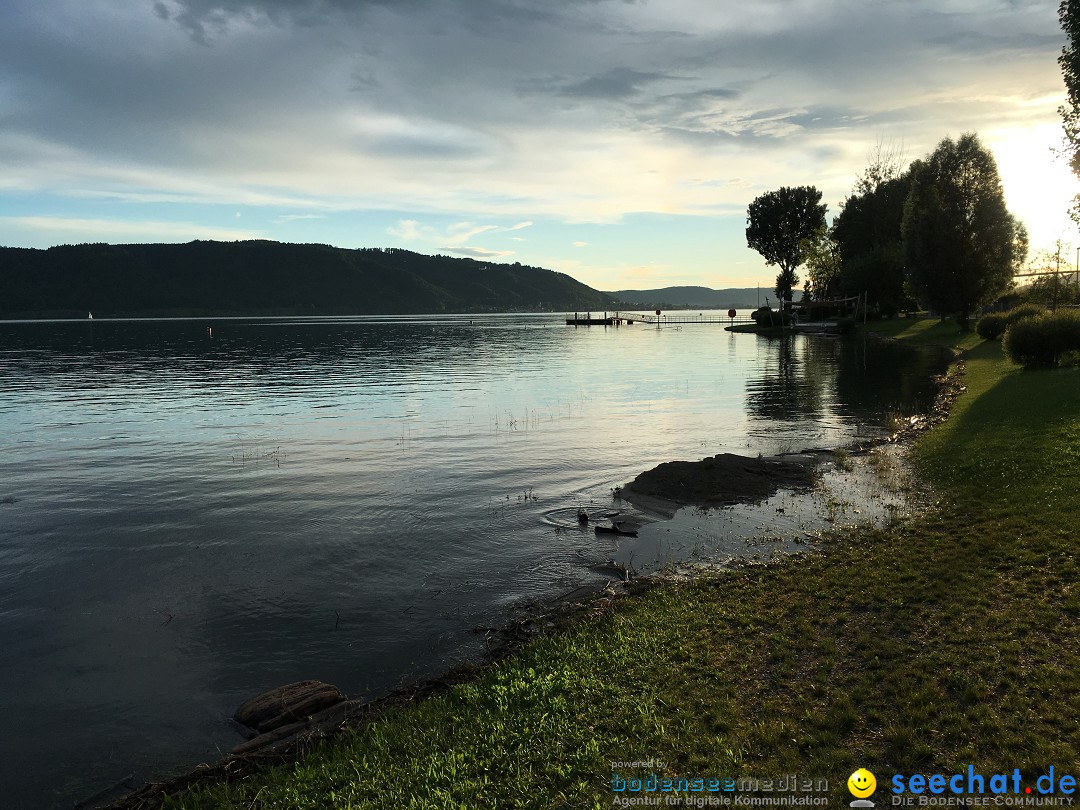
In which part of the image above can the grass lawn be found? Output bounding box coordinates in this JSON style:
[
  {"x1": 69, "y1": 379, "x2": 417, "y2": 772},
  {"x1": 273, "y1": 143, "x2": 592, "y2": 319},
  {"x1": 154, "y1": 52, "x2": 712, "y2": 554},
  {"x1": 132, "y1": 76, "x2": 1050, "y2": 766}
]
[{"x1": 157, "y1": 319, "x2": 1080, "y2": 809}]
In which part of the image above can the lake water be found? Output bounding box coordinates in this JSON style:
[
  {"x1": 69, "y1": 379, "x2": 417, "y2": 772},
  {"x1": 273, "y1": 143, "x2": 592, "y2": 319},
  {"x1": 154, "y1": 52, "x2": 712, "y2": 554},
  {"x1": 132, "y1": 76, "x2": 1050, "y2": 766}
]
[{"x1": 0, "y1": 314, "x2": 948, "y2": 808}]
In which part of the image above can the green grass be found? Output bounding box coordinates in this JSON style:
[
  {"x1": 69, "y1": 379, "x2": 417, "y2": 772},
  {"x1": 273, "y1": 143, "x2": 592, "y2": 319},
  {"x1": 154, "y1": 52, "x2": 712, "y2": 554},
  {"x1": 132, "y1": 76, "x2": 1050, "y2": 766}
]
[
  {"x1": 863, "y1": 314, "x2": 983, "y2": 351},
  {"x1": 158, "y1": 319, "x2": 1080, "y2": 809}
]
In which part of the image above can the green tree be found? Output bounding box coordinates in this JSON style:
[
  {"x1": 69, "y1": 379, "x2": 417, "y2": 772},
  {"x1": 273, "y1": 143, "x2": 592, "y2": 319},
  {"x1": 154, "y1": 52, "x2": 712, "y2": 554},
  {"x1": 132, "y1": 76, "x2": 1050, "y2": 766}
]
[
  {"x1": 832, "y1": 173, "x2": 914, "y2": 316},
  {"x1": 1060, "y1": 0, "x2": 1080, "y2": 222},
  {"x1": 800, "y1": 225, "x2": 842, "y2": 301},
  {"x1": 1026, "y1": 272, "x2": 1080, "y2": 307},
  {"x1": 902, "y1": 134, "x2": 1027, "y2": 329},
  {"x1": 745, "y1": 186, "x2": 827, "y2": 308}
]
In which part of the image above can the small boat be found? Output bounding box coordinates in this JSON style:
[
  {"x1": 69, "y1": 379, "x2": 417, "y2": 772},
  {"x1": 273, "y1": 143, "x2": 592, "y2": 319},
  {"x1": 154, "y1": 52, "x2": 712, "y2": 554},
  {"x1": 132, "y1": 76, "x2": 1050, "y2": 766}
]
[
  {"x1": 594, "y1": 522, "x2": 638, "y2": 536},
  {"x1": 577, "y1": 508, "x2": 589, "y2": 523}
]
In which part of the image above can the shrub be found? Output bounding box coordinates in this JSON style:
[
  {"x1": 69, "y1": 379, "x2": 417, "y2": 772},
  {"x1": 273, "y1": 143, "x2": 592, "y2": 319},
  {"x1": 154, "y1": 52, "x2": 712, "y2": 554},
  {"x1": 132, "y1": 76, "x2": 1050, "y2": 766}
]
[
  {"x1": 976, "y1": 303, "x2": 1046, "y2": 341},
  {"x1": 1006, "y1": 303, "x2": 1046, "y2": 323},
  {"x1": 1003, "y1": 310, "x2": 1080, "y2": 368},
  {"x1": 976, "y1": 312, "x2": 1007, "y2": 340},
  {"x1": 750, "y1": 307, "x2": 791, "y2": 326}
]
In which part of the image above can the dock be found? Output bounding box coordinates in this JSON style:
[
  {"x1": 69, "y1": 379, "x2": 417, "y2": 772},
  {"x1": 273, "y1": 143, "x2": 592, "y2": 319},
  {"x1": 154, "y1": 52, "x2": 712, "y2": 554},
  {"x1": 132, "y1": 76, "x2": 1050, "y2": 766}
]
[
  {"x1": 566, "y1": 315, "x2": 636, "y2": 326},
  {"x1": 565, "y1": 311, "x2": 850, "y2": 334},
  {"x1": 565, "y1": 312, "x2": 640, "y2": 326},
  {"x1": 566, "y1": 311, "x2": 756, "y2": 327}
]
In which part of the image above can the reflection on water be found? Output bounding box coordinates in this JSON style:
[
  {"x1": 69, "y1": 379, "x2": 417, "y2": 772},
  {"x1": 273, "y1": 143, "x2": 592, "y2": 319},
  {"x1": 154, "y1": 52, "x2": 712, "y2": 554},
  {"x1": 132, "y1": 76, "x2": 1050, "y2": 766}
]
[
  {"x1": 744, "y1": 334, "x2": 943, "y2": 445},
  {"x1": 0, "y1": 314, "x2": 948, "y2": 807}
]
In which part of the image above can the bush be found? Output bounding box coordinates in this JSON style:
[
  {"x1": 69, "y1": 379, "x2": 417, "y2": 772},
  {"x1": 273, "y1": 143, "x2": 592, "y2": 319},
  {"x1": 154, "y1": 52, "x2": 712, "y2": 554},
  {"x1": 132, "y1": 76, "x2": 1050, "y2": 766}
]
[
  {"x1": 1006, "y1": 303, "x2": 1047, "y2": 323},
  {"x1": 976, "y1": 303, "x2": 1046, "y2": 340},
  {"x1": 750, "y1": 307, "x2": 792, "y2": 326},
  {"x1": 976, "y1": 312, "x2": 1007, "y2": 340},
  {"x1": 1003, "y1": 310, "x2": 1080, "y2": 368}
]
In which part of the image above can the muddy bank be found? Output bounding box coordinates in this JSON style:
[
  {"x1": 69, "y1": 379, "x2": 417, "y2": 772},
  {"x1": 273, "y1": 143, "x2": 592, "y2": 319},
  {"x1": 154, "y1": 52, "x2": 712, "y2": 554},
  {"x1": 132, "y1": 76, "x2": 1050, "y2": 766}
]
[
  {"x1": 618, "y1": 452, "x2": 820, "y2": 517},
  {"x1": 618, "y1": 355, "x2": 967, "y2": 518}
]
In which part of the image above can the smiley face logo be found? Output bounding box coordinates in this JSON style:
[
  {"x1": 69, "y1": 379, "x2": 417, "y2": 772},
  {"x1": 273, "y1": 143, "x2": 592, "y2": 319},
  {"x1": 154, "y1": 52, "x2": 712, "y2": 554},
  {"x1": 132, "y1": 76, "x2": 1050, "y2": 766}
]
[{"x1": 848, "y1": 768, "x2": 876, "y2": 798}]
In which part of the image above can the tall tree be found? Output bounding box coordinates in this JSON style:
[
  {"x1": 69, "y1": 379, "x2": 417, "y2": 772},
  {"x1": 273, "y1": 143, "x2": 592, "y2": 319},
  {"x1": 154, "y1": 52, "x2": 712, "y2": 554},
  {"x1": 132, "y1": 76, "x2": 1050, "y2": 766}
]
[
  {"x1": 832, "y1": 172, "x2": 914, "y2": 316},
  {"x1": 902, "y1": 134, "x2": 1027, "y2": 328},
  {"x1": 745, "y1": 186, "x2": 827, "y2": 307},
  {"x1": 1060, "y1": 0, "x2": 1080, "y2": 222},
  {"x1": 800, "y1": 225, "x2": 842, "y2": 301}
]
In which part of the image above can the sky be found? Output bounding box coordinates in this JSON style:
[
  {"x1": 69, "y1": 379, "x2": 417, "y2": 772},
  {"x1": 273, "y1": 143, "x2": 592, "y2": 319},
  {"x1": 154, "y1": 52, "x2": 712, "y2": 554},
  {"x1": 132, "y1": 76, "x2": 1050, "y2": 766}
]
[{"x1": 0, "y1": 0, "x2": 1077, "y2": 291}]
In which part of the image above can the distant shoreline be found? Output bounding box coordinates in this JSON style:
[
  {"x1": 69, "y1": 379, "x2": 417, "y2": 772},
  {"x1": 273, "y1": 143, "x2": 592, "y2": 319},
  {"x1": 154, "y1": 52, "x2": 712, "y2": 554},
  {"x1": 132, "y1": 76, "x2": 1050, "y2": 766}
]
[{"x1": 0, "y1": 307, "x2": 759, "y2": 322}]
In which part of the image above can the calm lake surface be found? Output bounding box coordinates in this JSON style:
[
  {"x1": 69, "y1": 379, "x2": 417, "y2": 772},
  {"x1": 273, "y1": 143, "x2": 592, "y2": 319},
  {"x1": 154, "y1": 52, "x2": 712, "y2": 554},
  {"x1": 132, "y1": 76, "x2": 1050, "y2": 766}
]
[{"x1": 0, "y1": 314, "x2": 948, "y2": 807}]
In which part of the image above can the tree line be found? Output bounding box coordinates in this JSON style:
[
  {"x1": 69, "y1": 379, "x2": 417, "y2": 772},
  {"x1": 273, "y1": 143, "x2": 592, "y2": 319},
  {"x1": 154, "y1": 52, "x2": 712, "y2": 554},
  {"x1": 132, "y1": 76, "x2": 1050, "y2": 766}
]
[{"x1": 745, "y1": 133, "x2": 1028, "y2": 329}]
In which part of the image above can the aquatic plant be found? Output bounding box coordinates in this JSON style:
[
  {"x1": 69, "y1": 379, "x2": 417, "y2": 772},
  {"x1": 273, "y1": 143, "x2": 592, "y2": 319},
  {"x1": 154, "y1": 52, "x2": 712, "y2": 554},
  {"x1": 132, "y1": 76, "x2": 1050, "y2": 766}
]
[{"x1": 832, "y1": 448, "x2": 854, "y2": 472}]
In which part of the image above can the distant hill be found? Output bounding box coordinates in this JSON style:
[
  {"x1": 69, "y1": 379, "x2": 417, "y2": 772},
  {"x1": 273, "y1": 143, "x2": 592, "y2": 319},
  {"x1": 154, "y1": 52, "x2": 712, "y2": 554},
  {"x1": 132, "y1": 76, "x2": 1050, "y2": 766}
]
[
  {"x1": 0, "y1": 240, "x2": 616, "y2": 318},
  {"x1": 607, "y1": 285, "x2": 803, "y2": 309}
]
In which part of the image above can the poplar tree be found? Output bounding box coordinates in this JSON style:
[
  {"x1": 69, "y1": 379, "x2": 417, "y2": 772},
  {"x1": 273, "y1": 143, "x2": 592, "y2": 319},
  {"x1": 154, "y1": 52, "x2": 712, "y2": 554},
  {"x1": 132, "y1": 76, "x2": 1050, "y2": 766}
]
[{"x1": 902, "y1": 134, "x2": 1027, "y2": 329}]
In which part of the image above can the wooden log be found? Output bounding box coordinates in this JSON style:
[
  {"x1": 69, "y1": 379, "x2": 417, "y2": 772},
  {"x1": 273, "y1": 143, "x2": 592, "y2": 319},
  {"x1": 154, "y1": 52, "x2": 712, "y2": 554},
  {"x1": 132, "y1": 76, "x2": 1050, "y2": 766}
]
[
  {"x1": 233, "y1": 680, "x2": 345, "y2": 731},
  {"x1": 256, "y1": 687, "x2": 347, "y2": 734},
  {"x1": 231, "y1": 700, "x2": 352, "y2": 756}
]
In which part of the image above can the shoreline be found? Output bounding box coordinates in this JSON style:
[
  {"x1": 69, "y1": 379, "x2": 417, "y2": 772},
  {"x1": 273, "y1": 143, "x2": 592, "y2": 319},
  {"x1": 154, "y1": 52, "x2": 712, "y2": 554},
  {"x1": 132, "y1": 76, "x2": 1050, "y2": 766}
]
[{"x1": 98, "y1": 343, "x2": 966, "y2": 809}]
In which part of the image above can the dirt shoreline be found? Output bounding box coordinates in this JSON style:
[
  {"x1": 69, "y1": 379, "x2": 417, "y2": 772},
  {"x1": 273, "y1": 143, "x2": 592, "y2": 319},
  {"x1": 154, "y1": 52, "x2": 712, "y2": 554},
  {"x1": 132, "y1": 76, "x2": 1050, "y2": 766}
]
[
  {"x1": 99, "y1": 353, "x2": 968, "y2": 810},
  {"x1": 617, "y1": 451, "x2": 820, "y2": 518}
]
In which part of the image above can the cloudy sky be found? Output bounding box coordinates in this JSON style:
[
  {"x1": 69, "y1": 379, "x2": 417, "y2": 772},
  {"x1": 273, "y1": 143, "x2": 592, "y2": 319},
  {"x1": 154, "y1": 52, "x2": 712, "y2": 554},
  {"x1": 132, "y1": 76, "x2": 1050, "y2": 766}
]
[{"x1": 0, "y1": 0, "x2": 1075, "y2": 290}]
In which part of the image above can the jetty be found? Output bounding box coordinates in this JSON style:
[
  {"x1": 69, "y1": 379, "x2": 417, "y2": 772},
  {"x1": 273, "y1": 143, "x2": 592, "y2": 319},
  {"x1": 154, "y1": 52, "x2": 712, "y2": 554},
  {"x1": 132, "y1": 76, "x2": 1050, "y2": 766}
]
[
  {"x1": 567, "y1": 297, "x2": 863, "y2": 332},
  {"x1": 566, "y1": 311, "x2": 756, "y2": 327},
  {"x1": 565, "y1": 312, "x2": 639, "y2": 326}
]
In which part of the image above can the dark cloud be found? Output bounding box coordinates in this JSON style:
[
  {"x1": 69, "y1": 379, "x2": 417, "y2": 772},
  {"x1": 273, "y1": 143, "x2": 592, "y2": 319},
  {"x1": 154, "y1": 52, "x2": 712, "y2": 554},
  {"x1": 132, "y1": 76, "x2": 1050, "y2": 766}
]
[
  {"x1": 154, "y1": 0, "x2": 385, "y2": 39},
  {"x1": 784, "y1": 107, "x2": 868, "y2": 129},
  {"x1": 658, "y1": 86, "x2": 741, "y2": 103},
  {"x1": 558, "y1": 67, "x2": 673, "y2": 99},
  {"x1": 926, "y1": 28, "x2": 1063, "y2": 56},
  {"x1": 0, "y1": 6, "x2": 335, "y2": 170},
  {"x1": 154, "y1": 0, "x2": 619, "y2": 41},
  {"x1": 0, "y1": 0, "x2": 1066, "y2": 223},
  {"x1": 351, "y1": 128, "x2": 496, "y2": 160}
]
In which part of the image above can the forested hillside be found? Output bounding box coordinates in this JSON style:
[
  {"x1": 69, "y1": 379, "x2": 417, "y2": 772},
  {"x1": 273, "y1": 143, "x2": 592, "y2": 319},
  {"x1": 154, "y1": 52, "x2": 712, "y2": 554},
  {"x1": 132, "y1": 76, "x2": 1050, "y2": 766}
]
[{"x1": 0, "y1": 240, "x2": 615, "y2": 318}]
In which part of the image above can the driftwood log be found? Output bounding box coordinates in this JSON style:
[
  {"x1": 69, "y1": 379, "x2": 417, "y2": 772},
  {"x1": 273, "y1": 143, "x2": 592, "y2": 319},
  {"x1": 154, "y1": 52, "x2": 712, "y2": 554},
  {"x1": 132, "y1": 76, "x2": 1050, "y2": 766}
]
[{"x1": 232, "y1": 680, "x2": 349, "y2": 754}]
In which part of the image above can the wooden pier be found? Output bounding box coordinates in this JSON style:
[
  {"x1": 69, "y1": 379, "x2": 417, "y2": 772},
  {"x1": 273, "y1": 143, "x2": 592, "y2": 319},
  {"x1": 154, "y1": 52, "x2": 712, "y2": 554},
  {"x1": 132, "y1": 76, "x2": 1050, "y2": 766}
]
[
  {"x1": 566, "y1": 311, "x2": 756, "y2": 326},
  {"x1": 565, "y1": 312, "x2": 639, "y2": 326}
]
